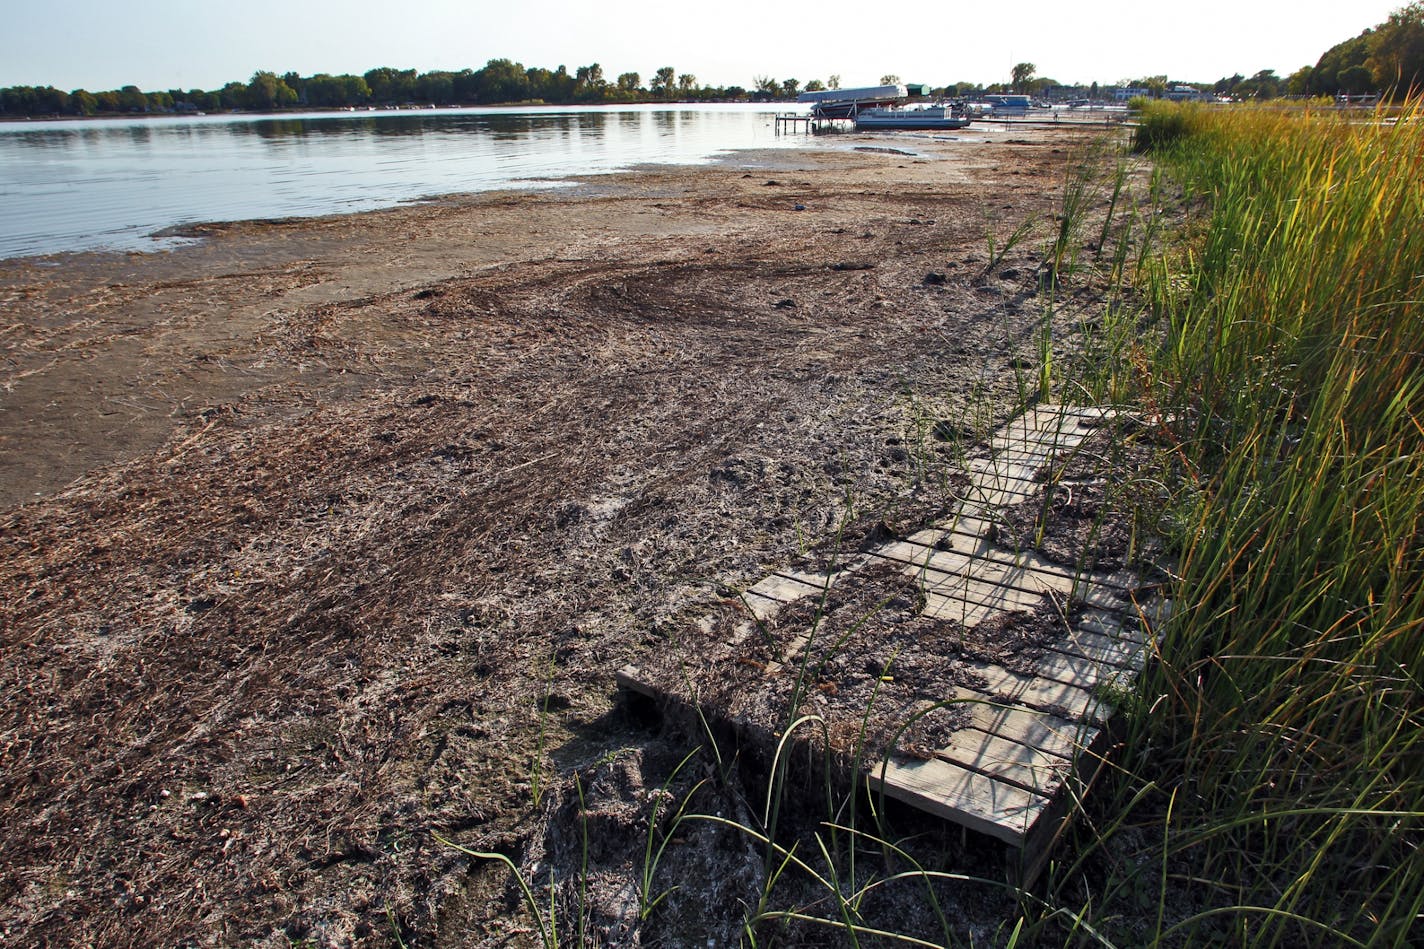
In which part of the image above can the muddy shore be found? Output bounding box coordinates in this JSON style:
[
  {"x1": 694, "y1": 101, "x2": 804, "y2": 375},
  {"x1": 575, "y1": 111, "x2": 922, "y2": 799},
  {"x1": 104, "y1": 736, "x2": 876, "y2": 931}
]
[{"x1": 0, "y1": 125, "x2": 1117, "y2": 945}]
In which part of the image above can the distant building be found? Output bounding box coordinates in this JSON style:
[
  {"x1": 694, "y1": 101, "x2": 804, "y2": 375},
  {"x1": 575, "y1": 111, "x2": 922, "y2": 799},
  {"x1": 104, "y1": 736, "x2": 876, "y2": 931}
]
[
  {"x1": 1166, "y1": 84, "x2": 1211, "y2": 101},
  {"x1": 1111, "y1": 86, "x2": 1150, "y2": 101}
]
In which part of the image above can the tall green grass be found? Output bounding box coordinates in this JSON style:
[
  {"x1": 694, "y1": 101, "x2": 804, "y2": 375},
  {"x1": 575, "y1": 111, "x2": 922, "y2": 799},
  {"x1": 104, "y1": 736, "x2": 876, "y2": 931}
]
[{"x1": 1058, "y1": 98, "x2": 1424, "y2": 946}]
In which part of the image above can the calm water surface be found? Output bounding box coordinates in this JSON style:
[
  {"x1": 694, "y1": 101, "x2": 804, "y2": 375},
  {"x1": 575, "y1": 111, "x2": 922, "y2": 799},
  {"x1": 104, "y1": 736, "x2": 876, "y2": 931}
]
[{"x1": 0, "y1": 104, "x2": 811, "y2": 259}]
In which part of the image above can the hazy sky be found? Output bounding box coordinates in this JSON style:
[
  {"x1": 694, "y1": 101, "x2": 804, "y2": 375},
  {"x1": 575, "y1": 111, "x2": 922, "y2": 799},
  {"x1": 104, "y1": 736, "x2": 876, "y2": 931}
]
[{"x1": 2, "y1": 0, "x2": 1402, "y2": 92}]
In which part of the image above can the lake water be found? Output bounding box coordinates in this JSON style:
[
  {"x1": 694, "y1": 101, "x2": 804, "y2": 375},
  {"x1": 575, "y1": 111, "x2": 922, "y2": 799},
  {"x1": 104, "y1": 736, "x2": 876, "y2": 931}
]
[{"x1": 0, "y1": 104, "x2": 812, "y2": 259}]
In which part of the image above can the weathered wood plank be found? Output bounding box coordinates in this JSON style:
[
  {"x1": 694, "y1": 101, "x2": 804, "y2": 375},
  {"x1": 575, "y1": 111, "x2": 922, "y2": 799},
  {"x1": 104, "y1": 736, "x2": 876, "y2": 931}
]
[
  {"x1": 747, "y1": 573, "x2": 824, "y2": 604},
  {"x1": 1018, "y1": 646, "x2": 1133, "y2": 693},
  {"x1": 988, "y1": 429, "x2": 1087, "y2": 458},
  {"x1": 959, "y1": 699, "x2": 1093, "y2": 760},
  {"x1": 870, "y1": 756, "x2": 1050, "y2": 846},
  {"x1": 1048, "y1": 624, "x2": 1149, "y2": 672},
  {"x1": 1077, "y1": 607, "x2": 1152, "y2": 646},
  {"x1": 930, "y1": 726, "x2": 1072, "y2": 794},
  {"x1": 922, "y1": 575, "x2": 1128, "y2": 621},
  {"x1": 738, "y1": 590, "x2": 784, "y2": 621},
  {"x1": 960, "y1": 659, "x2": 1111, "y2": 725},
  {"x1": 877, "y1": 538, "x2": 1128, "y2": 599},
  {"x1": 893, "y1": 532, "x2": 1140, "y2": 593},
  {"x1": 1017, "y1": 721, "x2": 1117, "y2": 884}
]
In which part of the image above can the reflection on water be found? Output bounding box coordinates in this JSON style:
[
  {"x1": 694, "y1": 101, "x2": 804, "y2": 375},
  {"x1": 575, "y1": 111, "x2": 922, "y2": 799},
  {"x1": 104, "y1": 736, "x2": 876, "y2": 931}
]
[{"x1": 0, "y1": 104, "x2": 798, "y2": 258}]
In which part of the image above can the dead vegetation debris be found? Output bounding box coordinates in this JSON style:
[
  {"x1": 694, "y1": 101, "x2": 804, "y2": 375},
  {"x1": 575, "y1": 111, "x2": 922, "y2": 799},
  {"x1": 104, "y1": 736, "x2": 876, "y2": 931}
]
[{"x1": 0, "y1": 127, "x2": 1120, "y2": 945}]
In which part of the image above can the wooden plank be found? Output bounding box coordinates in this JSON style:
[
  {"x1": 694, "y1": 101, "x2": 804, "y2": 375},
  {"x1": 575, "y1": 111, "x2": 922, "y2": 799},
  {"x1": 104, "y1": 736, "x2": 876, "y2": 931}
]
[
  {"x1": 1018, "y1": 647, "x2": 1133, "y2": 693},
  {"x1": 738, "y1": 590, "x2": 784, "y2": 621},
  {"x1": 921, "y1": 599, "x2": 999, "y2": 627},
  {"x1": 954, "y1": 482, "x2": 1041, "y2": 507},
  {"x1": 962, "y1": 455, "x2": 1045, "y2": 482},
  {"x1": 930, "y1": 726, "x2": 1073, "y2": 795},
  {"x1": 960, "y1": 699, "x2": 1092, "y2": 760},
  {"x1": 878, "y1": 538, "x2": 1128, "y2": 598},
  {"x1": 1046, "y1": 623, "x2": 1149, "y2": 672},
  {"x1": 988, "y1": 429, "x2": 1087, "y2": 457},
  {"x1": 994, "y1": 408, "x2": 1088, "y2": 444},
  {"x1": 616, "y1": 663, "x2": 660, "y2": 701},
  {"x1": 961, "y1": 659, "x2": 1111, "y2": 726},
  {"x1": 1010, "y1": 404, "x2": 1113, "y2": 437},
  {"x1": 747, "y1": 573, "x2": 824, "y2": 604},
  {"x1": 1077, "y1": 607, "x2": 1151, "y2": 645},
  {"x1": 870, "y1": 756, "x2": 1050, "y2": 846},
  {"x1": 894, "y1": 532, "x2": 1140, "y2": 593},
  {"x1": 922, "y1": 575, "x2": 1128, "y2": 621}
]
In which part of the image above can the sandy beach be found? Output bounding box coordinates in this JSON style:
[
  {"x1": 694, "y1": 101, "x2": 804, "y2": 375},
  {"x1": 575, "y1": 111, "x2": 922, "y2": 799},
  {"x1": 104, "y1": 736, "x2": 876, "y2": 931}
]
[{"x1": 0, "y1": 124, "x2": 1117, "y2": 945}]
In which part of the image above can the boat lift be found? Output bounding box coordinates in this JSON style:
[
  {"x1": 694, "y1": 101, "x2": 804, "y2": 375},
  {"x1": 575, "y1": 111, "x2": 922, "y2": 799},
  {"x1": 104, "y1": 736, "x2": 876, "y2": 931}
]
[{"x1": 776, "y1": 83, "x2": 908, "y2": 134}]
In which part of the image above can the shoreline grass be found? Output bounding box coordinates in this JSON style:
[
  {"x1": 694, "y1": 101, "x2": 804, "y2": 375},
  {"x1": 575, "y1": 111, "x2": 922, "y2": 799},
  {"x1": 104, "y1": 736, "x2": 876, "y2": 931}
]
[{"x1": 1051, "y1": 98, "x2": 1424, "y2": 946}]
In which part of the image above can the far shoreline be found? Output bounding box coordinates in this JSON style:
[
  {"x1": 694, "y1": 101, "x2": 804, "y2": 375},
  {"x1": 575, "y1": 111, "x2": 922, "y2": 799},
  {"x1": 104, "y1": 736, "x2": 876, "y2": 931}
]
[{"x1": 0, "y1": 97, "x2": 785, "y2": 125}]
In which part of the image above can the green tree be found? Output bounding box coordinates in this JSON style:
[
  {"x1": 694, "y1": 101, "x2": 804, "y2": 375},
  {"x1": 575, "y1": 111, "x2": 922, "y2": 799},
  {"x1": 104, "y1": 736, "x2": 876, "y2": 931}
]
[
  {"x1": 615, "y1": 71, "x2": 641, "y2": 94},
  {"x1": 304, "y1": 74, "x2": 369, "y2": 107},
  {"x1": 1132, "y1": 75, "x2": 1169, "y2": 98},
  {"x1": 1235, "y1": 69, "x2": 1281, "y2": 99},
  {"x1": 549, "y1": 65, "x2": 575, "y2": 100},
  {"x1": 804, "y1": 79, "x2": 825, "y2": 92},
  {"x1": 416, "y1": 71, "x2": 456, "y2": 104},
  {"x1": 1339, "y1": 64, "x2": 1377, "y2": 94},
  {"x1": 282, "y1": 72, "x2": 304, "y2": 103},
  {"x1": 780, "y1": 77, "x2": 800, "y2": 98},
  {"x1": 118, "y1": 84, "x2": 148, "y2": 111},
  {"x1": 474, "y1": 58, "x2": 529, "y2": 103},
  {"x1": 828, "y1": 74, "x2": 841, "y2": 90},
  {"x1": 1310, "y1": 30, "x2": 1374, "y2": 95},
  {"x1": 70, "y1": 88, "x2": 97, "y2": 115},
  {"x1": 1286, "y1": 65, "x2": 1314, "y2": 95},
  {"x1": 652, "y1": 65, "x2": 676, "y2": 98},
  {"x1": 574, "y1": 63, "x2": 605, "y2": 101},
  {"x1": 245, "y1": 71, "x2": 297, "y2": 110},
  {"x1": 525, "y1": 66, "x2": 556, "y2": 100},
  {"x1": 1010, "y1": 62, "x2": 1035, "y2": 92},
  {"x1": 1368, "y1": 1, "x2": 1424, "y2": 97},
  {"x1": 364, "y1": 67, "x2": 417, "y2": 103},
  {"x1": 677, "y1": 73, "x2": 696, "y2": 96}
]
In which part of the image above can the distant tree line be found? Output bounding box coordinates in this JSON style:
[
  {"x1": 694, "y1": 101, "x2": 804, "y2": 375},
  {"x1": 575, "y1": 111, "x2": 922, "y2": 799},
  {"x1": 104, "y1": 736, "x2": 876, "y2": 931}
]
[
  {"x1": 6, "y1": 4, "x2": 1421, "y2": 119},
  {"x1": 0, "y1": 59, "x2": 753, "y2": 118}
]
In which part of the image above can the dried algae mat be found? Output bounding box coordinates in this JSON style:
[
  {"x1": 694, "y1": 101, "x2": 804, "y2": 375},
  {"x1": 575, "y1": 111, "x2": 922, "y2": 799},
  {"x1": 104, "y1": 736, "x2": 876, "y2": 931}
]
[{"x1": 618, "y1": 404, "x2": 1166, "y2": 878}]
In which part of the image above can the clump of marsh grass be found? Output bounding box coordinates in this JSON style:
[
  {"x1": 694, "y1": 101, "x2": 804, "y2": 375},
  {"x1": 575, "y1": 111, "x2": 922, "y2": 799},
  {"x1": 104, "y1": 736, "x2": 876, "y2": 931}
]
[{"x1": 1055, "y1": 97, "x2": 1424, "y2": 946}]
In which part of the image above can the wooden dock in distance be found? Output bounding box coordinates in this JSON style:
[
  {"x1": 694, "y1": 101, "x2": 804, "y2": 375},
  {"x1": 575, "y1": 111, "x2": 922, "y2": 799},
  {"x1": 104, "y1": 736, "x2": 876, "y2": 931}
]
[{"x1": 617, "y1": 404, "x2": 1165, "y2": 880}]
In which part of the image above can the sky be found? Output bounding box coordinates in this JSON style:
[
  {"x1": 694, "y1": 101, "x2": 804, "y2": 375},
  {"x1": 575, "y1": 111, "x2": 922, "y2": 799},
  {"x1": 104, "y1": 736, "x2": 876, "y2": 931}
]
[{"x1": 1, "y1": 0, "x2": 1404, "y2": 93}]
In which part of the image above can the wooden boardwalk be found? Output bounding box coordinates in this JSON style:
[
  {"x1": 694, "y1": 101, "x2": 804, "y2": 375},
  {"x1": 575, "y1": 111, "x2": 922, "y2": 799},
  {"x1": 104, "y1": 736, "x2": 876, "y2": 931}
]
[{"x1": 619, "y1": 404, "x2": 1164, "y2": 879}]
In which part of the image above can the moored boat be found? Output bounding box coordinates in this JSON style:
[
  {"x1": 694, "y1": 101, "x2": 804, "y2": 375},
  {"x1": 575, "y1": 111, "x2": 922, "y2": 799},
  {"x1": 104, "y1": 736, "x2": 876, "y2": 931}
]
[
  {"x1": 853, "y1": 105, "x2": 971, "y2": 131},
  {"x1": 797, "y1": 84, "x2": 907, "y2": 119}
]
